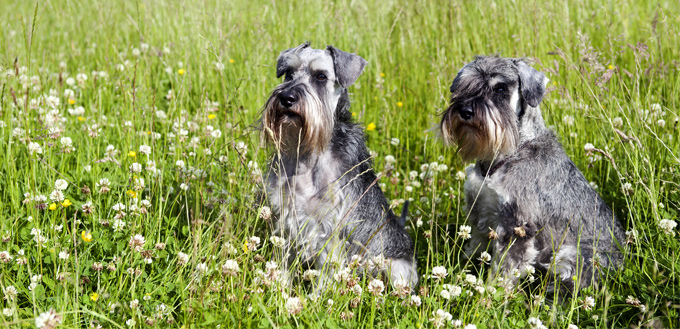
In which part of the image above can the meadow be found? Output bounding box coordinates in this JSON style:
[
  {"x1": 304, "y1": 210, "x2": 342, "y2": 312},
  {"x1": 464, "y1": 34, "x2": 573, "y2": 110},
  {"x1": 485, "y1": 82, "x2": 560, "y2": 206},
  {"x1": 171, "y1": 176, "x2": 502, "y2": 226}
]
[{"x1": 0, "y1": 0, "x2": 678, "y2": 328}]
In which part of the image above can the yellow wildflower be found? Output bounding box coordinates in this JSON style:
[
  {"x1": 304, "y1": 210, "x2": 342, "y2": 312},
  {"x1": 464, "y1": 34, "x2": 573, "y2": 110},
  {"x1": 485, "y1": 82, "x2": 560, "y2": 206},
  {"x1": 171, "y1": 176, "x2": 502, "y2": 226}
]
[
  {"x1": 366, "y1": 122, "x2": 376, "y2": 131},
  {"x1": 77, "y1": 116, "x2": 85, "y2": 122},
  {"x1": 61, "y1": 199, "x2": 72, "y2": 207},
  {"x1": 90, "y1": 292, "x2": 99, "y2": 302},
  {"x1": 49, "y1": 203, "x2": 57, "y2": 210},
  {"x1": 128, "y1": 151, "x2": 136, "y2": 157},
  {"x1": 379, "y1": 72, "x2": 385, "y2": 78},
  {"x1": 68, "y1": 99, "x2": 76, "y2": 105},
  {"x1": 608, "y1": 65, "x2": 614, "y2": 70},
  {"x1": 81, "y1": 231, "x2": 93, "y2": 242},
  {"x1": 127, "y1": 190, "x2": 137, "y2": 198},
  {"x1": 229, "y1": 59, "x2": 235, "y2": 64},
  {"x1": 397, "y1": 101, "x2": 403, "y2": 107},
  {"x1": 352, "y1": 112, "x2": 356, "y2": 117},
  {"x1": 178, "y1": 69, "x2": 185, "y2": 75},
  {"x1": 208, "y1": 114, "x2": 216, "y2": 120},
  {"x1": 243, "y1": 241, "x2": 249, "y2": 253}
]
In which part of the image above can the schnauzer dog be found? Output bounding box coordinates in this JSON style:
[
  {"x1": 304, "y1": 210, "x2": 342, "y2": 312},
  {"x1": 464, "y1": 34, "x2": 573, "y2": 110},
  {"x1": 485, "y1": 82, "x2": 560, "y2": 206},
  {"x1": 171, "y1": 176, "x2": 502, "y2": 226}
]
[
  {"x1": 262, "y1": 43, "x2": 417, "y2": 291},
  {"x1": 440, "y1": 55, "x2": 625, "y2": 293}
]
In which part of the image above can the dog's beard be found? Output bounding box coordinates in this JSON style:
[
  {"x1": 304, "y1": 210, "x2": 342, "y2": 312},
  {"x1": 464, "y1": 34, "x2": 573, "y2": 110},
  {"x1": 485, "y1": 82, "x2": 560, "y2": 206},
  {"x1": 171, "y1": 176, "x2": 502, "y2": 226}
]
[
  {"x1": 263, "y1": 87, "x2": 335, "y2": 156},
  {"x1": 441, "y1": 103, "x2": 518, "y2": 162}
]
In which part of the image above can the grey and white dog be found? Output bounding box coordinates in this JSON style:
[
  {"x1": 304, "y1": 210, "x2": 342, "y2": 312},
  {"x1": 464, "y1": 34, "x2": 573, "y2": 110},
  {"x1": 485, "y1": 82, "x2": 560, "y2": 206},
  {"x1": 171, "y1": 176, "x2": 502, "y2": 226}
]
[
  {"x1": 440, "y1": 55, "x2": 625, "y2": 293},
  {"x1": 262, "y1": 43, "x2": 418, "y2": 291}
]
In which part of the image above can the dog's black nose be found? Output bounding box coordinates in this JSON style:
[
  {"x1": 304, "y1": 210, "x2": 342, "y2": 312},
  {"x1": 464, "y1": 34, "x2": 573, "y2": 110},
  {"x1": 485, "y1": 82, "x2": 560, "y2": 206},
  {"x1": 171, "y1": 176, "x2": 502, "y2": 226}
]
[
  {"x1": 280, "y1": 91, "x2": 298, "y2": 108},
  {"x1": 459, "y1": 106, "x2": 474, "y2": 120}
]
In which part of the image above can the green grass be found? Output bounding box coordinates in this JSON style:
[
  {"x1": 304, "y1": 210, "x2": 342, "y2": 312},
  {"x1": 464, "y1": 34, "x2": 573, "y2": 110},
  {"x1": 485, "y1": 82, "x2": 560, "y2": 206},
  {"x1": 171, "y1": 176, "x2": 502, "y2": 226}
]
[{"x1": 0, "y1": 0, "x2": 678, "y2": 328}]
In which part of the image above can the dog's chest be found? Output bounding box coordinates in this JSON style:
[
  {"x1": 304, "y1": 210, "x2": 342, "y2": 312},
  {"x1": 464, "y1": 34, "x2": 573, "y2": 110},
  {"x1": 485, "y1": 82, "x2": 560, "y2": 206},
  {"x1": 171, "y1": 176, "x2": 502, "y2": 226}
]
[
  {"x1": 463, "y1": 166, "x2": 510, "y2": 232},
  {"x1": 267, "y1": 155, "x2": 347, "y2": 234}
]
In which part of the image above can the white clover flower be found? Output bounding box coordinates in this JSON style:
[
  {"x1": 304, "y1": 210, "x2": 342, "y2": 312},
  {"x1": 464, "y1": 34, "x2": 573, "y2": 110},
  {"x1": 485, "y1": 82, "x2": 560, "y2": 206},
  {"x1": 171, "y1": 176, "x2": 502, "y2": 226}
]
[
  {"x1": 210, "y1": 129, "x2": 222, "y2": 139},
  {"x1": 214, "y1": 62, "x2": 225, "y2": 71},
  {"x1": 2, "y1": 308, "x2": 13, "y2": 316},
  {"x1": 463, "y1": 325, "x2": 477, "y2": 329},
  {"x1": 367, "y1": 279, "x2": 385, "y2": 296},
  {"x1": 35, "y1": 308, "x2": 62, "y2": 329},
  {"x1": 67, "y1": 106, "x2": 84, "y2": 116},
  {"x1": 269, "y1": 236, "x2": 286, "y2": 248},
  {"x1": 567, "y1": 325, "x2": 578, "y2": 329},
  {"x1": 582, "y1": 296, "x2": 596, "y2": 310},
  {"x1": 452, "y1": 319, "x2": 463, "y2": 328},
  {"x1": 195, "y1": 262, "x2": 208, "y2": 274},
  {"x1": 562, "y1": 115, "x2": 575, "y2": 126},
  {"x1": 175, "y1": 160, "x2": 185, "y2": 168},
  {"x1": 584, "y1": 143, "x2": 595, "y2": 152},
  {"x1": 440, "y1": 289, "x2": 451, "y2": 300},
  {"x1": 139, "y1": 145, "x2": 151, "y2": 155},
  {"x1": 128, "y1": 234, "x2": 146, "y2": 252},
  {"x1": 49, "y1": 189, "x2": 65, "y2": 202},
  {"x1": 351, "y1": 284, "x2": 363, "y2": 296},
  {"x1": 456, "y1": 171, "x2": 466, "y2": 181},
  {"x1": 222, "y1": 260, "x2": 240, "y2": 276},
  {"x1": 54, "y1": 179, "x2": 68, "y2": 191},
  {"x1": 66, "y1": 77, "x2": 76, "y2": 86},
  {"x1": 401, "y1": 295, "x2": 419, "y2": 307},
  {"x1": 384, "y1": 155, "x2": 396, "y2": 164},
  {"x1": 179, "y1": 183, "x2": 189, "y2": 191},
  {"x1": 259, "y1": 206, "x2": 272, "y2": 220},
  {"x1": 112, "y1": 219, "x2": 126, "y2": 232},
  {"x1": 285, "y1": 297, "x2": 303, "y2": 315},
  {"x1": 129, "y1": 162, "x2": 142, "y2": 173},
  {"x1": 430, "y1": 266, "x2": 447, "y2": 280},
  {"x1": 478, "y1": 251, "x2": 491, "y2": 264},
  {"x1": 390, "y1": 138, "x2": 400, "y2": 146},
  {"x1": 458, "y1": 225, "x2": 472, "y2": 240},
  {"x1": 621, "y1": 182, "x2": 634, "y2": 196},
  {"x1": 430, "y1": 309, "x2": 453, "y2": 328},
  {"x1": 0, "y1": 251, "x2": 12, "y2": 263},
  {"x1": 659, "y1": 219, "x2": 677, "y2": 236},
  {"x1": 177, "y1": 252, "x2": 189, "y2": 265},
  {"x1": 448, "y1": 284, "x2": 462, "y2": 297},
  {"x1": 465, "y1": 273, "x2": 477, "y2": 285},
  {"x1": 28, "y1": 142, "x2": 43, "y2": 155},
  {"x1": 612, "y1": 117, "x2": 623, "y2": 128},
  {"x1": 3, "y1": 286, "x2": 18, "y2": 300},
  {"x1": 58, "y1": 251, "x2": 69, "y2": 260}
]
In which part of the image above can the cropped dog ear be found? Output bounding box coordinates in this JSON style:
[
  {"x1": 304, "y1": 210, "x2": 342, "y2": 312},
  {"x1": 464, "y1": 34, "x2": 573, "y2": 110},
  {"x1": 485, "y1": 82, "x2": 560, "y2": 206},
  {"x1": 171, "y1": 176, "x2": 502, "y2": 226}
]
[
  {"x1": 327, "y1": 46, "x2": 368, "y2": 88},
  {"x1": 276, "y1": 42, "x2": 310, "y2": 78},
  {"x1": 449, "y1": 67, "x2": 466, "y2": 94},
  {"x1": 513, "y1": 59, "x2": 548, "y2": 108}
]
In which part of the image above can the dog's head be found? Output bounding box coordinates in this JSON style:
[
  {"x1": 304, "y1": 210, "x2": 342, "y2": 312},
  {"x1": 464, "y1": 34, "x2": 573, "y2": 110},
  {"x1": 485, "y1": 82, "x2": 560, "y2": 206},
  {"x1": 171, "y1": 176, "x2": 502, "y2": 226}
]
[
  {"x1": 440, "y1": 56, "x2": 548, "y2": 161},
  {"x1": 263, "y1": 43, "x2": 368, "y2": 155}
]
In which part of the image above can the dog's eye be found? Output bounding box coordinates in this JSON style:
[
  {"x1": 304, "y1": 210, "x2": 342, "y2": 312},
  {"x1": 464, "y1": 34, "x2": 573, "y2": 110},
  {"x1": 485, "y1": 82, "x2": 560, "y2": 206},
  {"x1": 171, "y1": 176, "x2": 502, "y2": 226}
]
[
  {"x1": 315, "y1": 73, "x2": 328, "y2": 81},
  {"x1": 494, "y1": 86, "x2": 505, "y2": 94}
]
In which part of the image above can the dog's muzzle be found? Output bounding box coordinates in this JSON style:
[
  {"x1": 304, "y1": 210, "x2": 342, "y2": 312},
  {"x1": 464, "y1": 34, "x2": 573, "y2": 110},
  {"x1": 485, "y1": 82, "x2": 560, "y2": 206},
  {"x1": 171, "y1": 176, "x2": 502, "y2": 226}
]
[{"x1": 279, "y1": 90, "x2": 299, "y2": 108}]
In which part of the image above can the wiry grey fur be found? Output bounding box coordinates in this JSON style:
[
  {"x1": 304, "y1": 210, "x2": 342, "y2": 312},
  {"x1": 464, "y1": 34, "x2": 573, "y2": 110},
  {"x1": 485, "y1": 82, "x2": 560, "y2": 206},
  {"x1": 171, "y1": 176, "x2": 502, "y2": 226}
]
[
  {"x1": 262, "y1": 43, "x2": 418, "y2": 291},
  {"x1": 440, "y1": 55, "x2": 625, "y2": 294}
]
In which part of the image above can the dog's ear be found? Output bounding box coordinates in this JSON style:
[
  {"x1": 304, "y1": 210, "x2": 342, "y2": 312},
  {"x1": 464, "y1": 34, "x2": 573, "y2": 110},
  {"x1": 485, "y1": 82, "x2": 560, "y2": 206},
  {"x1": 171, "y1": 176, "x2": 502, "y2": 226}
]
[
  {"x1": 513, "y1": 59, "x2": 548, "y2": 108},
  {"x1": 276, "y1": 42, "x2": 310, "y2": 78},
  {"x1": 449, "y1": 67, "x2": 466, "y2": 94},
  {"x1": 326, "y1": 46, "x2": 368, "y2": 88}
]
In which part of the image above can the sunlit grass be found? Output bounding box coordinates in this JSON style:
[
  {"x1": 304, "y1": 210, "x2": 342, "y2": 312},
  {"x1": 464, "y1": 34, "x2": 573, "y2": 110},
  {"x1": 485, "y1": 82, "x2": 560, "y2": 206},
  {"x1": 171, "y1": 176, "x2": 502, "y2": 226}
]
[{"x1": 0, "y1": 0, "x2": 678, "y2": 328}]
